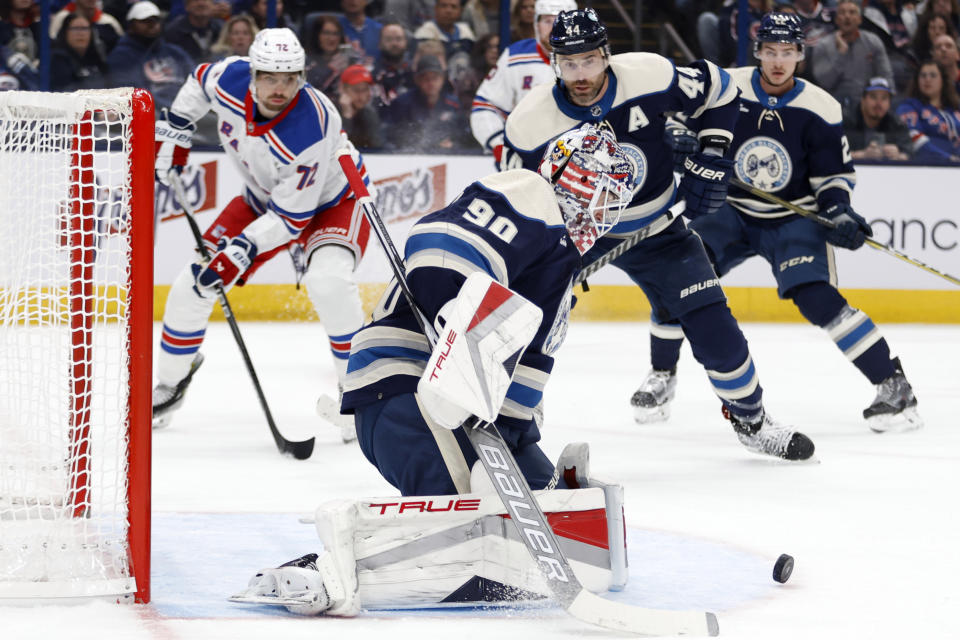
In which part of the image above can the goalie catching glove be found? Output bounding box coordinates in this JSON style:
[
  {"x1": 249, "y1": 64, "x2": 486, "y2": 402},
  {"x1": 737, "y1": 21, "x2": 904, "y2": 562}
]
[
  {"x1": 155, "y1": 108, "x2": 195, "y2": 186},
  {"x1": 193, "y1": 234, "x2": 257, "y2": 295},
  {"x1": 418, "y1": 272, "x2": 543, "y2": 429}
]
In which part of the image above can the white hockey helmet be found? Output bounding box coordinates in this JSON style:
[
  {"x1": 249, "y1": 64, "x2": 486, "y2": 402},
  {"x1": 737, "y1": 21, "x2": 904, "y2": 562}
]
[
  {"x1": 539, "y1": 124, "x2": 634, "y2": 255},
  {"x1": 535, "y1": 0, "x2": 577, "y2": 24},
  {"x1": 249, "y1": 27, "x2": 305, "y2": 73}
]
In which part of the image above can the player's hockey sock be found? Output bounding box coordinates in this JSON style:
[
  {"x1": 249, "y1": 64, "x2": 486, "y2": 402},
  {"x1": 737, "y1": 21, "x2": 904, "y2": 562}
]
[
  {"x1": 790, "y1": 282, "x2": 895, "y2": 385},
  {"x1": 650, "y1": 314, "x2": 684, "y2": 371},
  {"x1": 680, "y1": 302, "x2": 763, "y2": 419}
]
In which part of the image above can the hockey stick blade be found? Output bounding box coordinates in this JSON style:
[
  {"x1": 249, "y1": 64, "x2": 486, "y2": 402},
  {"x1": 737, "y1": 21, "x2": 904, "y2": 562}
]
[
  {"x1": 568, "y1": 590, "x2": 719, "y2": 637},
  {"x1": 229, "y1": 592, "x2": 319, "y2": 607},
  {"x1": 168, "y1": 173, "x2": 314, "y2": 460}
]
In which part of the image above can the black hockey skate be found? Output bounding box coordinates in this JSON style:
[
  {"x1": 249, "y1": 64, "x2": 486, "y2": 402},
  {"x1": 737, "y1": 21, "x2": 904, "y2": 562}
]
[
  {"x1": 152, "y1": 353, "x2": 205, "y2": 429},
  {"x1": 726, "y1": 408, "x2": 815, "y2": 461},
  {"x1": 630, "y1": 368, "x2": 677, "y2": 424},
  {"x1": 863, "y1": 357, "x2": 922, "y2": 433}
]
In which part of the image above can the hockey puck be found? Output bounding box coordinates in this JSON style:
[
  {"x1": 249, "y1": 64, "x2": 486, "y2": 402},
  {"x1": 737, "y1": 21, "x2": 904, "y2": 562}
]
[{"x1": 773, "y1": 553, "x2": 794, "y2": 583}]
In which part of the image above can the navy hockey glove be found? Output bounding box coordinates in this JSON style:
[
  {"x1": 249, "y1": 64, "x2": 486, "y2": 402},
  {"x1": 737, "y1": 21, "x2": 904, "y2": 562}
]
[
  {"x1": 664, "y1": 126, "x2": 698, "y2": 173},
  {"x1": 823, "y1": 203, "x2": 872, "y2": 250},
  {"x1": 195, "y1": 235, "x2": 257, "y2": 294},
  {"x1": 155, "y1": 109, "x2": 195, "y2": 186},
  {"x1": 677, "y1": 152, "x2": 734, "y2": 218}
]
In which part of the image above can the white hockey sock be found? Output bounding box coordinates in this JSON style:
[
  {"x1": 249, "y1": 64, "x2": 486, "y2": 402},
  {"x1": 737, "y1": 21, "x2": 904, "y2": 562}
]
[
  {"x1": 303, "y1": 245, "x2": 364, "y2": 383},
  {"x1": 158, "y1": 263, "x2": 217, "y2": 386}
]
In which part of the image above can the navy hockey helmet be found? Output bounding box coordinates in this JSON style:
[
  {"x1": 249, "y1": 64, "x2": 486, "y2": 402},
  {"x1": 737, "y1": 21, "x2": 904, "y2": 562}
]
[
  {"x1": 754, "y1": 12, "x2": 805, "y2": 60},
  {"x1": 549, "y1": 8, "x2": 609, "y2": 56}
]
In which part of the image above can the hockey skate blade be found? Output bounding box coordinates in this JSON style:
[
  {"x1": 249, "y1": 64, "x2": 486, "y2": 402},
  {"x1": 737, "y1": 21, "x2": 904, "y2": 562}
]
[
  {"x1": 868, "y1": 406, "x2": 923, "y2": 434},
  {"x1": 633, "y1": 404, "x2": 670, "y2": 425},
  {"x1": 316, "y1": 394, "x2": 357, "y2": 443},
  {"x1": 229, "y1": 592, "x2": 319, "y2": 608},
  {"x1": 566, "y1": 589, "x2": 718, "y2": 636}
]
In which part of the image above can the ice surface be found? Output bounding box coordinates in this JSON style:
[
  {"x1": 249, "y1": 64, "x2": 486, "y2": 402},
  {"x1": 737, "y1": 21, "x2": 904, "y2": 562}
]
[{"x1": 2, "y1": 320, "x2": 957, "y2": 640}]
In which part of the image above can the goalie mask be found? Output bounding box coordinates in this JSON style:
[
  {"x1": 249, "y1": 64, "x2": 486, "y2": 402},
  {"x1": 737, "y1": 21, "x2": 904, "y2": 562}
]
[{"x1": 539, "y1": 124, "x2": 634, "y2": 255}]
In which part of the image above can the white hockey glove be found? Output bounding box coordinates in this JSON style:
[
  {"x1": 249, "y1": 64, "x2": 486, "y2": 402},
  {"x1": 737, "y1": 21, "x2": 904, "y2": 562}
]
[
  {"x1": 155, "y1": 108, "x2": 195, "y2": 186},
  {"x1": 418, "y1": 272, "x2": 543, "y2": 430}
]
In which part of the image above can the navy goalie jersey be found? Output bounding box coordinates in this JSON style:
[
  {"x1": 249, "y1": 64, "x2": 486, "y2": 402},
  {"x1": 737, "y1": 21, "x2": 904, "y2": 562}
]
[
  {"x1": 341, "y1": 170, "x2": 580, "y2": 448},
  {"x1": 721, "y1": 66, "x2": 856, "y2": 218}
]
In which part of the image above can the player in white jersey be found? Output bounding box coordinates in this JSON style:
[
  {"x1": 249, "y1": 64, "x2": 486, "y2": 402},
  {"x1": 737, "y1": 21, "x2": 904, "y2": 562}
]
[
  {"x1": 469, "y1": 0, "x2": 576, "y2": 163},
  {"x1": 152, "y1": 28, "x2": 372, "y2": 430}
]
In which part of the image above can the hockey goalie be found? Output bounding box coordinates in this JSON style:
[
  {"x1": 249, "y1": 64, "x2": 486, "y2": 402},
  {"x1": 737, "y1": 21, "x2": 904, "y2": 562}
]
[{"x1": 231, "y1": 124, "x2": 636, "y2": 615}]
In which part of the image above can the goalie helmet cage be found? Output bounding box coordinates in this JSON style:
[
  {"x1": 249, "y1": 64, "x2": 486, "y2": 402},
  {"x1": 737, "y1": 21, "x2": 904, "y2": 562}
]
[{"x1": 0, "y1": 89, "x2": 154, "y2": 603}]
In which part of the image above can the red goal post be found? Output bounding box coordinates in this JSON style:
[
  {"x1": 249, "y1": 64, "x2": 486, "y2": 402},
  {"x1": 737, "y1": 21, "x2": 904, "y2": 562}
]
[{"x1": 0, "y1": 88, "x2": 154, "y2": 603}]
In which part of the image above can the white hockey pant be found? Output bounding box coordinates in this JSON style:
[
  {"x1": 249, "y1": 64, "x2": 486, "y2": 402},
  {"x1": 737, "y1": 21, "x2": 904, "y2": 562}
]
[
  {"x1": 302, "y1": 245, "x2": 365, "y2": 383},
  {"x1": 311, "y1": 483, "x2": 627, "y2": 611}
]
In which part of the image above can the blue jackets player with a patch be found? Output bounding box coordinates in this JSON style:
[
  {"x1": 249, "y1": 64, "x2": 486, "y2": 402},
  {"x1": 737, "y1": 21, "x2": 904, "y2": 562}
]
[
  {"x1": 342, "y1": 170, "x2": 579, "y2": 466},
  {"x1": 501, "y1": 26, "x2": 820, "y2": 462},
  {"x1": 651, "y1": 53, "x2": 920, "y2": 432},
  {"x1": 505, "y1": 52, "x2": 739, "y2": 238},
  {"x1": 723, "y1": 66, "x2": 856, "y2": 220}
]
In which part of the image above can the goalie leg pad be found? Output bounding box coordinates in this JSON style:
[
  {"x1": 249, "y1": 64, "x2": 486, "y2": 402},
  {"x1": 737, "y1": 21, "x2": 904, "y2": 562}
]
[
  {"x1": 346, "y1": 486, "x2": 626, "y2": 609},
  {"x1": 314, "y1": 499, "x2": 361, "y2": 616},
  {"x1": 418, "y1": 272, "x2": 544, "y2": 428}
]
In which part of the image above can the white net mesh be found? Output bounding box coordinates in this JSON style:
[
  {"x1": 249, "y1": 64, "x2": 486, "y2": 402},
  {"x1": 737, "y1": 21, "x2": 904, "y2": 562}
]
[{"x1": 0, "y1": 90, "x2": 139, "y2": 600}]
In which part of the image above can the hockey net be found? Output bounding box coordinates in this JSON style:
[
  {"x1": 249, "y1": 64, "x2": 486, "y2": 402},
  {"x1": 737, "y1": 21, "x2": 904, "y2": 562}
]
[{"x1": 0, "y1": 89, "x2": 154, "y2": 602}]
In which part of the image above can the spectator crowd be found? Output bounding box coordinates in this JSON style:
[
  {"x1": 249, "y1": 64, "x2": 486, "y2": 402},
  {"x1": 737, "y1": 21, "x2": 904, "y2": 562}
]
[{"x1": 3, "y1": 0, "x2": 959, "y2": 162}]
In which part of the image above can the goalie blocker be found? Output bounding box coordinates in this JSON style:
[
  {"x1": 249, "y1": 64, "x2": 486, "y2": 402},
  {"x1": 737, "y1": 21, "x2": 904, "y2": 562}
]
[{"x1": 231, "y1": 462, "x2": 626, "y2": 613}]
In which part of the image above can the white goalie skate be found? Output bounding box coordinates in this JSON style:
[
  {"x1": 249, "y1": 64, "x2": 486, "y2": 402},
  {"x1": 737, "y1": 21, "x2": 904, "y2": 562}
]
[
  {"x1": 229, "y1": 553, "x2": 334, "y2": 615},
  {"x1": 152, "y1": 353, "x2": 204, "y2": 429},
  {"x1": 630, "y1": 368, "x2": 677, "y2": 424},
  {"x1": 863, "y1": 357, "x2": 922, "y2": 433},
  {"x1": 231, "y1": 500, "x2": 360, "y2": 616},
  {"x1": 727, "y1": 409, "x2": 816, "y2": 462}
]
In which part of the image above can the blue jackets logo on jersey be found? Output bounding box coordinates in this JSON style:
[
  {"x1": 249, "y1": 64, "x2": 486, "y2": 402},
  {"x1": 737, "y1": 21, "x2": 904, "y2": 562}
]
[
  {"x1": 735, "y1": 136, "x2": 792, "y2": 192},
  {"x1": 619, "y1": 143, "x2": 648, "y2": 195}
]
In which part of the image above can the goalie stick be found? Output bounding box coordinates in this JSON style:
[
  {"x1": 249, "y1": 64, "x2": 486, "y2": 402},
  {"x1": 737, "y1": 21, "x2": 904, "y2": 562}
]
[
  {"x1": 574, "y1": 199, "x2": 687, "y2": 287},
  {"x1": 168, "y1": 173, "x2": 315, "y2": 460},
  {"x1": 336, "y1": 151, "x2": 718, "y2": 636},
  {"x1": 730, "y1": 177, "x2": 960, "y2": 287}
]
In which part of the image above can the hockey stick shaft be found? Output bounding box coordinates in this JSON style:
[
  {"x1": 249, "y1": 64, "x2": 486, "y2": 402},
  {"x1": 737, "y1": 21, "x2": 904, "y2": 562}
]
[
  {"x1": 731, "y1": 177, "x2": 960, "y2": 287},
  {"x1": 574, "y1": 199, "x2": 686, "y2": 286},
  {"x1": 336, "y1": 151, "x2": 717, "y2": 636},
  {"x1": 168, "y1": 173, "x2": 314, "y2": 460}
]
